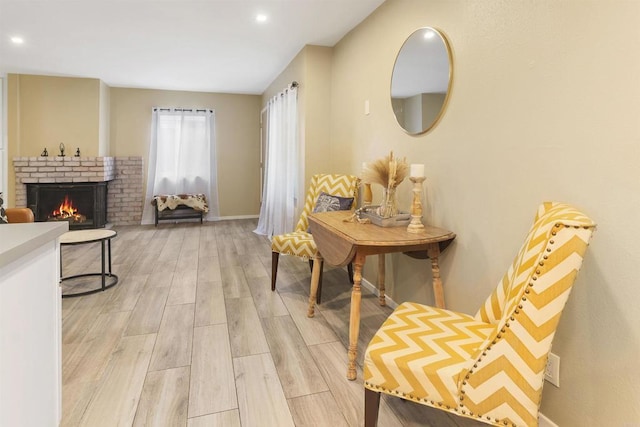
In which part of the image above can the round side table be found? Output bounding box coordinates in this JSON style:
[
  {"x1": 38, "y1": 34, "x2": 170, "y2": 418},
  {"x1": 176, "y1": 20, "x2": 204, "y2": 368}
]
[{"x1": 60, "y1": 229, "x2": 118, "y2": 298}]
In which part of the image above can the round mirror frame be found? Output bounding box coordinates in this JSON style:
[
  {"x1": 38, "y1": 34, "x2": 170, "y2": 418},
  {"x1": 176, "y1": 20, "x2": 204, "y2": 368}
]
[{"x1": 390, "y1": 27, "x2": 454, "y2": 136}]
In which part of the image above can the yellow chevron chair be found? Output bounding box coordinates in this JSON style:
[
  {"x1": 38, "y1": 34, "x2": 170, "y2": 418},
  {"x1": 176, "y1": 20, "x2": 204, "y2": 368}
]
[
  {"x1": 363, "y1": 202, "x2": 596, "y2": 427},
  {"x1": 271, "y1": 173, "x2": 359, "y2": 302}
]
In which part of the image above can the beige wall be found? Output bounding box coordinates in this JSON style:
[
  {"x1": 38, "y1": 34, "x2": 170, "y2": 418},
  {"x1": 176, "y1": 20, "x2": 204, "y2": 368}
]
[
  {"x1": 98, "y1": 80, "x2": 110, "y2": 156},
  {"x1": 327, "y1": 0, "x2": 640, "y2": 425},
  {"x1": 9, "y1": 74, "x2": 101, "y2": 156},
  {"x1": 6, "y1": 74, "x2": 103, "y2": 206},
  {"x1": 6, "y1": 75, "x2": 262, "y2": 216},
  {"x1": 110, "y1": 87, "x2": 262, "y2": 217}
]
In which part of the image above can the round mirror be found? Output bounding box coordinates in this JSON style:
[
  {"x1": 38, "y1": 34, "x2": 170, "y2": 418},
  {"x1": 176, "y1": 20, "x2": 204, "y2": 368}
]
[{"x1": 390, "y1": 27, "x2": 453, "y2": 135}]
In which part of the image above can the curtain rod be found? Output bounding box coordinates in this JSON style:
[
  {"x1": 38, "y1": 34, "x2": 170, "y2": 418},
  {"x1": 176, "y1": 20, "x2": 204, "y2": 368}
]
[
  {"x1": 153, "y1": 108, "x2": 213, "y2": 113},
  {"x1": 274, "y1": 81, "x2": 299, "y2": 98}
]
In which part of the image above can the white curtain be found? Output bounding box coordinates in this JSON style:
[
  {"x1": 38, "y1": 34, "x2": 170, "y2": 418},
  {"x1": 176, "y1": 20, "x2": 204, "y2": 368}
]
[
  {"x1": 255, "y1": 85, "x2": 299, "y2": 237},
  {"x1": 142, "y1": 108, "x2": 219, "y2": 224}
]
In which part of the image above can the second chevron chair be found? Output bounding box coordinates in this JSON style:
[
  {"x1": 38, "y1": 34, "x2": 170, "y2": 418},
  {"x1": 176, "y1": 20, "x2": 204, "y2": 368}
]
[{"x1": 271, "y1": 173, "x2": 360, "y2": 303}]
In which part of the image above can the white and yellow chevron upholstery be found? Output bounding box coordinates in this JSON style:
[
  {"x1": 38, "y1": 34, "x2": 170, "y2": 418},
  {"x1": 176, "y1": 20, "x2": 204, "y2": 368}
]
[
  {"x1": 364, "y1": 202, "x2": 596, "y2": 427},
  {"x1": 271, "y1": 174, "x2": 359, "y2": 290}
]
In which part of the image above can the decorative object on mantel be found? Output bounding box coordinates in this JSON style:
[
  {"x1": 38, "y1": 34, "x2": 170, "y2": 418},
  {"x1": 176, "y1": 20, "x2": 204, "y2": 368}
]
[
  {"x1": 41, "y1": 147, "x2": 48, "y2": 157},
  {"x1": 407, "y1": 163, "x2": 426, "y2": 233},
  {"x1": 361, "y1": 151, "x2": 409, "y2": 219},
  {"x1": 75, "y1": 148, "x2": 80, "y2": 157},
  {"x1": 58, "y1": 142, "x2": 65, "y2": 157}
]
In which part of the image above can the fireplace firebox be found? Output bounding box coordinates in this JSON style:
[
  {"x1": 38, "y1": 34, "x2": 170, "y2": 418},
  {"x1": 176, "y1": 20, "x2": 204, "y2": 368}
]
[{"x1": 27, "y1": 182, "x2": 108, "y2": 229}]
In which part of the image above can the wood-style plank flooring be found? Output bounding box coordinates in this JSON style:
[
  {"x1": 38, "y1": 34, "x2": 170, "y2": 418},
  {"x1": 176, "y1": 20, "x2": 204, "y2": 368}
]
[{"x1": 60, "y1": 219, "x2": 484, "y2": 427}]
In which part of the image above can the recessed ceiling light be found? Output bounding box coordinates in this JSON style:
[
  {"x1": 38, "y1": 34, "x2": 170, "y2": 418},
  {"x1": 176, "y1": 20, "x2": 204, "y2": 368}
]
[
  {"x1": 10, "y1": 36, "x2": 24, "y2": 44},
  {"x1": 256, "y1": 14, "x2": 268, "y2": 23},
  {"x1": 423, "y1": 30, "x2": 435, "y2": 40}
]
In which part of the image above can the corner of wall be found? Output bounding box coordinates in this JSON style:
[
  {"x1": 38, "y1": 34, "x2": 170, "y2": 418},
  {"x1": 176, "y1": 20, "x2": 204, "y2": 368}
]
[{"x1": 99, "y1": 80, "x2": 111, "y2": 156}]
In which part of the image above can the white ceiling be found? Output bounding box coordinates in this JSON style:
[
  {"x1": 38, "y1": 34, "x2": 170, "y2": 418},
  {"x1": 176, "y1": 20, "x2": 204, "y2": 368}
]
[{"x1": 0, "y1": 0, "x2": 385, "y2": 94}]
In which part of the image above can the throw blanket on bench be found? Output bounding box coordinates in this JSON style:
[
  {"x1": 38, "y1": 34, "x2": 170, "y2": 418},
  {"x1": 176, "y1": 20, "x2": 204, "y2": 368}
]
[{"x1": 152, "y1": 194, "x2": 209, "y2": 212}]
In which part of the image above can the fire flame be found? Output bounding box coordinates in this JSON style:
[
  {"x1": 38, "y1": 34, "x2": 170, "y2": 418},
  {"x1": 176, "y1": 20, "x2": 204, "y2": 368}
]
[
  {"x1": 47, "y1": 195, "x2": 87, "y2": 223},
  {"x1": 52, "y1": 195, "x2": 78, "y2": 218}
]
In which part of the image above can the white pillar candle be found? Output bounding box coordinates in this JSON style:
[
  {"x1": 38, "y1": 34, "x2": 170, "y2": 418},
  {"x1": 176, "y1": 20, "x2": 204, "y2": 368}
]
[{"x1": 410, "y1": 163, "x2": 425, "y2": 178}]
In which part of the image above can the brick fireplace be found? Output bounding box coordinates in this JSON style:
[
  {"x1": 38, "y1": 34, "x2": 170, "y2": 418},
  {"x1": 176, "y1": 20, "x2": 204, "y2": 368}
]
[{"x1": 13, "y1": 156, "x2": 144, "y2": 226}]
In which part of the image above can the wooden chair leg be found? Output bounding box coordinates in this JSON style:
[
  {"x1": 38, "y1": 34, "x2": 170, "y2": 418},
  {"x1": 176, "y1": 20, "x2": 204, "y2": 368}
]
[
  {"x1": 347, "y1": 262, "x2": 354, "y2": 284},
  {"x1": 364, "y1": 388, "x2": 381, "y2": 427},
  {"x1": 316, "y1": 259, "x2": 324, "y2": 304},
  {"x1": 309, "y1": 259, "x2": 324, "y2": 304},
  {"x1": 309, "y1": 259, "x2": 325, "y2": 304},
  {"x1": 271, "y1": 252, "x2": 280, "y2": 291}
]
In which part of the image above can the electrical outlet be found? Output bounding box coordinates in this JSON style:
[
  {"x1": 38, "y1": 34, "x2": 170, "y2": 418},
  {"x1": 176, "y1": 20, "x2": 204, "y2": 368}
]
[{"x1": 545, "y1": 352, "x2": 560, "y2": 387}]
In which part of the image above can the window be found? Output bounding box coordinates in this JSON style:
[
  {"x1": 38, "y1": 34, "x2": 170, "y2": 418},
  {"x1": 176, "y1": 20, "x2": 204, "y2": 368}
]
[{"x1": 142, "y1": 108, "x2": 219, "y2": 224}]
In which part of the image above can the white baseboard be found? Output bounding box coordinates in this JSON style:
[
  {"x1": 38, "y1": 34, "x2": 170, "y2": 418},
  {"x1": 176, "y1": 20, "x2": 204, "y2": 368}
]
[
  {"x1": 141, "y1": 214, "x2": 258, "y2": 225},
  {"x1": 539, "y1": 413, "x2": 559, "y2": 427},
  {"x1": 215, "y1": 215, "x2": 259, "y2": 221},
  {"x1": 359, "y1": 274, "x2": 399, "y2": 309}
]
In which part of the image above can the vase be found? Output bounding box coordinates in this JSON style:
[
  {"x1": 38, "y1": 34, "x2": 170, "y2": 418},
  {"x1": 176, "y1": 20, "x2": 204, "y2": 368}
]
[{"x1": 379, "y1": 187, "x2": 399, "y2": 218}]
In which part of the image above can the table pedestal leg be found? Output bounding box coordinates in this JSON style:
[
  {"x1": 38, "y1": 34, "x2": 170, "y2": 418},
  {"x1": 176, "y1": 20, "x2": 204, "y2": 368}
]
[
  {"x1": 101, "y1": 240, "x2": 106, "y2": 291},
  {"x1": 427, "y1": 243, "x2": 445, "y2": 309},
  {"x1": 347, "y1": 252, "x2": 366, "y2": 380},
  {"x1": 108, "y1": 239, "x2": 112, "y2": 274},
  {"x1": 377, "y1": 254, "x2": 386, "y2": 306},
  {"x1": 307, "y1": 254, "x2": 323, "y2": 318}
]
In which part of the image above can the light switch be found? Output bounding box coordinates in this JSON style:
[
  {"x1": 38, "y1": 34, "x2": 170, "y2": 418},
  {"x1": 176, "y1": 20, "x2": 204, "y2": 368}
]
[{"x1": 364, "y1": 100, "x2": 370, "y2": 115}]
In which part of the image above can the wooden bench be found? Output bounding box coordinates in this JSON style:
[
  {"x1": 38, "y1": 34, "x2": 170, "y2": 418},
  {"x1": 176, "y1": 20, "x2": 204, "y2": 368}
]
[{"x1": 152, "y1": 194, "x2": 207, "y2": 226}]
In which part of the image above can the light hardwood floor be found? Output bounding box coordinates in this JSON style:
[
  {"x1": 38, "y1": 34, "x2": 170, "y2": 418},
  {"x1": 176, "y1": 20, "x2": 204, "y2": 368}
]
[{"x1": 60, "y1": 219, "x2": 485, "y2": 427}]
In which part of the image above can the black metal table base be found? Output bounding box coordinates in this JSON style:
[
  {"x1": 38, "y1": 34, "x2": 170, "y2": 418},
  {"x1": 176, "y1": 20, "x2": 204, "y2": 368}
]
[
  {"x1": 61, "y1": 272, "x2": 119, "y2": 298},
  {"x1": 61, "y1": 234, "x2": 119, "y2": 298}
]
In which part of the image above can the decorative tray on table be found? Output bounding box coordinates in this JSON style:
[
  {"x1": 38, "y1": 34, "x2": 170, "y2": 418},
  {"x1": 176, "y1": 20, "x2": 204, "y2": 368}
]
[{"x1": 358, "y1": 207, "x2": 411, "y2": 227}]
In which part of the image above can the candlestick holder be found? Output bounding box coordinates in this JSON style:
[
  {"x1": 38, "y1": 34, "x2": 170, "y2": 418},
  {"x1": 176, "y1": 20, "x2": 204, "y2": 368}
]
[{"x1": 407, "y1": 176, "x2": 426, "y2": 233}]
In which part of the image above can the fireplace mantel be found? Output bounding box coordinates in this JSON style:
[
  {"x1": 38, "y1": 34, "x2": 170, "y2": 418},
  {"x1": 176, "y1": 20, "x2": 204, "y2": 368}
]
[{"x1": 13, "y1": 156, "x2": 115, "y2": 207}]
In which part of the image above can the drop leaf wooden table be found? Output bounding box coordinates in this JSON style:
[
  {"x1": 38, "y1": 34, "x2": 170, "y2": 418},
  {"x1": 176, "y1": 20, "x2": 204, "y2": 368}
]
[{"x1": 307, "y1": 210, "x2": 455, "y2": 380}]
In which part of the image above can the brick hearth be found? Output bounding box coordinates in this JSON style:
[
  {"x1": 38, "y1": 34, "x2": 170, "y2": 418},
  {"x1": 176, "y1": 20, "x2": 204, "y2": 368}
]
[{"x1": 13, "y1": 156, "x2": 144, "y2": 225}]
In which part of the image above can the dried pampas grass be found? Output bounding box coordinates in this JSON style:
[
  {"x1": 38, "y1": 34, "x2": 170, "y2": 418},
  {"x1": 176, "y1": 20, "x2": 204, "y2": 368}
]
[{"x1": 362, "y1": 151, "x2": 409, "y2": 189}]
